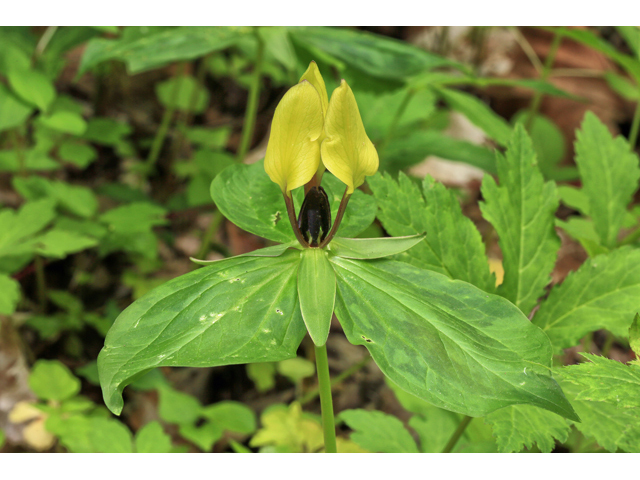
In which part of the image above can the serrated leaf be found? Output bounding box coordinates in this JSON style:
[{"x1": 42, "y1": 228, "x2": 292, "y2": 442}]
[
  {"x1": 135, "y1": 421, "x2": 172, "y2": 453},
  {"x1": 574, "y1": 112, "x2": 640, "y2": 248},
  {"x1": 0, "y1": 274, "x2": 20, "y2": 315},
  {"x1": 29, "y1": 360, "x2": 81, "y2": 401},
  {"x1": 559, "y1": 353, "x2": 640, "y2": 408},
  {"x1": 558, "y1": 376, "x2": 640, "y2": 452},
  {"x1": 327, "y1": 233, "x2": 425, "y2": 260},
  {"x1": 434, "y1": 87, "x2": 512, "y2": 145},
  {"x1": 631, "y1": 314, "x2": 640, "y2": 357},
  {"x1": 98, "y1": 252, "x2": 306, "y2": 415},
  {"x1": 210, "y1": 160, "x2": 376, "y2": 244},
  {"x1": 330, "y1": 256, "x2": 578, "y2": 421},
  {"x1": 368, "y1": 172, "x2": 495, "y2": 293},
  {"x1": 480, "y1": 124, "x2": 559, "y2": 315},
  {"x1": 533, "y1": 247, "x2": 640, "y2": 352},
  {"x1": 339, "y1": 409, "x2": 419, "y2": 453},
  {"x1": 484, "y1": 404, "x2": 570, "y2": 453},
  {"x1": 297, "y1": 248, "x2": 335, "y2": 346}
]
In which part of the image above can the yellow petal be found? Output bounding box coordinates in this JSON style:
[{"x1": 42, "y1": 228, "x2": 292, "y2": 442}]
[
  {"x1": 299, "y1": 61, "x2": 328, "y2": 116},
  {"x1": 264, "y1": 81, "x2": 324, "y2": 194},
  {"x1": 321, "y1": 80, "x2": 379, "y2": 194}
]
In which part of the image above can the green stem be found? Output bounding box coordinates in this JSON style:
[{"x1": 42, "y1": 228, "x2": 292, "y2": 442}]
[
  {"x1": 525, "y1": 32, "x2": 563, "y2": 130},
  {"x1": 146, "y1": 63, "x2": 186, "y2": 169},
  {"x1": 628, "y1": 100, "x2": 640, "y2": 151},
  {"x1": 442, "y1": 415, "x2": 472, "y2": 453},
  {"x1": 315, "y1": 344, "x2": 337, "y2": 453},
  {"x1": 236, "y1": 28, "x2": 265, "y2": 163},
  {"x1": 300, "y1": 354, "x2": 371, "y2": 405}
]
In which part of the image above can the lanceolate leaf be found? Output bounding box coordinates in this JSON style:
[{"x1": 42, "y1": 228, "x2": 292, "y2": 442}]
[
  {"x1": 368, "y1": 172, "x2": 495, "y2": 293},
  {"x1": 330, "y1": 256, "x2": 579, "y2": 421},
  {"x1": 533, "y1": 247, "x2": 640, "y2": 352},
  {"x1": 98, "y1": 252, "x2": 306, "y2": 415},
  {"x1": 210, "y1": 161, "x2": 376, "y2": 244},
  {"x1": 484, "y1": 405, "x2": 570, "y2": 453},
  {"x1": 327, "y1": 234, "x2": 425, "y2": 260},
  {"x1": 559, "y1": 354, "x2": 640, "y2": 408},
  {"x1": 190, "y1": 241, "x2": 300, "y2": 265},
  {"x1": 480, "y1": 125, "x2": 560, "y2": 315},
  {"x1": 574, "y1": 112, "x2": 640, "y2": 248},
  {"x1": 297, "y1": 249, "x2": 335, "y2": 346}
]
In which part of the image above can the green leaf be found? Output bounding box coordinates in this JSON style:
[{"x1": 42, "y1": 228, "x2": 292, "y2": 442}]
[
  {"x1": 277, "y1": 357, "x2": 315, "y2": 384},
  {"x1": 0, "y1": 274, "x2": 20, "y2": 315},
  {"x1": 39, "y1": 111, "x2": 87, "y2": 135},
  {"x1": 156, "y1": 75, "x2": 210, "y2": 113},
  {"x1": 58, "y1": 140, "x2": 97, "y2": 168},
  {"x1": 558, "y1": 376, "x2": 640, "y2": 452},
  {"x1": 339, "y1": 409, "x2": 419, "y2": 453},
  {"x1": 533, "y1": 247, "x2": 640, "y2": 352},
  {"x1": 13, "y1": 176, "x2": 99, "y2": 218},
  {"x1": 290, "y1": 27, "x2": 458, "y2": 82},
  {"x1": 560, "y1": 353, "x2": 640, "y2": 408},
  {"x1": 330, "y1": 257, "x2": 578, "y2": 421},
  {"x1": 0, "y1": 83, "x2": 33, "y2": 132},
  {"x1": 250, "y1": 402, "x2": 323, "y2": 453},
  {"x1": 604, "y1": 71, "x2": 640, "y2": 101},
  {"x1": 557, "y1": 185, "x2": 590, "y2": 215},
  {"x1": 7, "y1": 68, "x2": 56, "y2": 112},
  {"x1": 512, "y1": 111, "x2": 566, "y2": 178},
  {"x1": 180, "y1": 421, "x2": 223, "y2": 451},
  {"x1": 98, "y1": 252, "x2": 306, "y2": 415},
  {"x1": 83, "y1": 117, "x2": 131, "y2": 145},
  {"x1": 246, "y1": 362, "x2": 276, "y2": 392},
  {"x1": 631, "y1": 314, "x2": 640, "y2": 357},
  {"x1": 135, "y1": 421, "x2": 173, "y2": 453},
  {"x1": 327, "y1": 234, "x2": 425, "y2": 260},
  {"x1": 480, "y1": 124, "x2": 559, "y2": 314},
  {"x1": 574, "y1": 112, "x2": 640, "y2": 248},
  {"x1": 79, "y1": 26, "x2": 250, "y2": 74},
  {"x1": 555, "y1": 217, "x2": 609, "y2": 257},
  {"x1": 0, "y1": 429, "x2": 5, "y2": 449},
  {"x1": 201, "y1": 401, "x2": 257, "y2": 434},
  {"x1": 297, "y1": 248, "x2": 335, "y2": 346},
  {"x1": 46, "y1": 415, "x2": 133, "y2": 453},
  {"x1": 88, "y1": 417, "x2": 134, "y2": 453},
  {"x1": 434, "y1": 87, "x2": 512, "y2": 146},
  {"x1": 484, "y1": 404, "x2": 570, "y2": 453},
  {"x1": 35, "y1": 229, "x2": 98, "y2": 258},
  {"x1": 182, "y1": 126, "x2": 230, "y2": 149},
  {"x1": 191, "y1": 242, "x2": 300, "y2": 265},
  {"x1": 29, "y1": 360, "x2": 81, "y2": 401},
  {"x1": 368, "y1": 172, "x2": 495, "y2": 293},
  {"x1": 210, "y1": 160, "x2": 376, "y2": 244},
  {"x1": 159, "y1": 386, "x2": 202, "y2": 424},
  {"x1": 99, "y1": 202, "x2": 167, "y2": 233}
]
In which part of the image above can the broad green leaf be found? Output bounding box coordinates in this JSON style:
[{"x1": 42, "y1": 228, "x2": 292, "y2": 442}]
[
  {"x1": 631, "y1": 314, "x2": 640, "y2": 357},
  {"x1": 533, "y1": 247, "x2": 640, "y2": 352},
  {"x1": 210, "y1": 160, "x2": 376, "y2": 243},
  {"x1": 158, "y1": 385, "x2": 202, "y2": 425},
  {"x1": 79, "y1": 26, "x2": 250, "y2": 74},
  {"x1": 0, "y1": 274, "x2": 20, "y2": 315},
  {"x1": 480, "y1": 125, "x2": 559, "y2": 314},
  {"x1": 180, "y1": 420, "x2": 223, "y2": 451},
  {"x1": 246, "y1": 362, "x2": 276, "y2": 392},
  {"x1": 408, "y1": 409, "x2": 459, "y2": 452},
  {"x1": 83, "y1": 117, "x2": 131, "y2": 145},
  {"x1": 39, "y1": 111, "x2": 87, "y2": 135},
  {"x1": 46, "y1": 415, "x2": 133, "y2": 453},
  {"x1": 259, "y1": 27, "x2": 297, "y2": 72},
  {"x1": 327, "y1": 234, "x2": 425, "y2": 260},
  {"x1": 368, "y1": 172, "x2": 495, "y2": 293},
  {"x1": 201, "y1": 401, "x2": 257, "y2": 434},
  {"x1": 558, "y1": 377, "x2": 640, "y2": 452},
  {"x1": 135, "y1": 421, "x2": 172, "y2": 453},
  {"x1": 29, "y1": 360, "x2": 81, "y2": 401},
  {"x1": 277, "y1": 357, "x2": 315, "y2": 384},
  {"x1": 484, "y1": 404, "x2": 570, "y2": 453},
  {"x1": 87, "y1": 417, "x2": 134, "y2": 453},
  {"x1": 434, "y1": 87, "x2": 512, "y2": 146},
  {"x1": 13, "y1": 176, "x2": 98, "y2": 218},
  {"x1": 289, "y1": 27, "x2": 458, "y2": 82},
  {"x1": 156, "y1": 75, "x2": 210, "y2": 113},
  {"x1": 250, "y1": 402, "x2": 323, "y2": 453},
  {"x1": 297, "y1": 248, "x2": 335, "y2": 346},
  {"x1": 339, "y1": 409, "x2": 419, "y2": 453},
  {"x1": 0, "y1": 83, "x2": 33, "y2": 132},
  {"x1": 99, "y1": 202, "x2": 167, "y2": 233},
  {"x1": 7, "y1": 68, "x2": 56, "y2": 112},
  {"x1": 559, "y1": 354, "x2": 640, "y2": 408},
  {"x1": 183, "y1": 126, "x2": 231, "y2": 149},
  {"x1": 98, "y1": 252, "x2": 306, "y2": 415},
  {"x1": 35, "y1": 229, "x2": 99, "y2": 258},
  {"x1": 381, "y1": 130, "x2": 497, "y2": 173},
  {"x1": 58, "y1": 141, "x2": 97, "y2": 168},
  {"x1": 330, "y1": 257, "x2": 578, "y2": 421},
  {"x1": 574, "y1": 112, "x2": 640, "y2": 248}
]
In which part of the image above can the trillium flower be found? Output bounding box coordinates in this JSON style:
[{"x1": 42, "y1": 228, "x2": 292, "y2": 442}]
[{"x1": 264, "y1": 61, "x2": 379, "y2": 248}]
